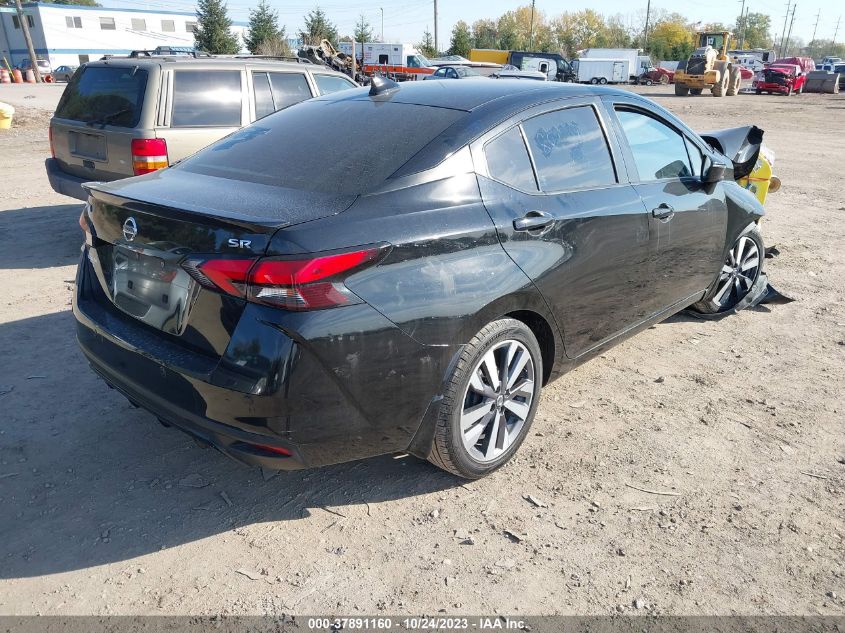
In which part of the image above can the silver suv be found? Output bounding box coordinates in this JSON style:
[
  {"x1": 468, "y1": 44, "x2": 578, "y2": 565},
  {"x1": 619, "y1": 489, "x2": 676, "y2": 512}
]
[{"x1": 46, "y1": 56, "x2": 358, "y2": 200}]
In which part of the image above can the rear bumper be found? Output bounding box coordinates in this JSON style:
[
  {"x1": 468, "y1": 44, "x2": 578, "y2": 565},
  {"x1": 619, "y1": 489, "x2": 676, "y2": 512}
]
[
  {"x1": 45, "y1": 158, "x2": 93, "y2": 201},
  {"x1": 73, "y1": 249, "x2": 450, "y2": 470}
]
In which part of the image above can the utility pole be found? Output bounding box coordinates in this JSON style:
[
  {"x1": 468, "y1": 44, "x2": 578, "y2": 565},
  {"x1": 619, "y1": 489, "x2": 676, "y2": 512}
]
[
  {"x1": 529, "y1": 0, "x2": 536, "y2": 50},
  {"x1": 834, "y1": 16, "x2": 841, "y2": 46},
  {"x1": 784, "y1": 4, "x2": 796, "y2": 56},
  {"x1": 810, "y1": 9, "x2": 820, "y2": 45},
  {"x1": 14, "y1": 0, "x2": 42, "y2": 83},
  {"x1": 778, "y1": 1, "x2": 791, "y2": 58},
  {"x1": 738, "y1": 0, "x2": 746, "y2": 48},
  {"x1": 433, "y1": 0, "x2": 439, "y2": 55},
  {"x1": 643, "y1": 0, "x2": 652, "y2": 52},
  {"x1": 379, "y1": 7, "x2": 384, "y2": 42}
]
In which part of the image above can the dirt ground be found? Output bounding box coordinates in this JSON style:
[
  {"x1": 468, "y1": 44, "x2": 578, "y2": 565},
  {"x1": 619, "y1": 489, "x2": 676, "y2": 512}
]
[{"x1": 0, "y1": 82, "x2": 843, "y2": 617}]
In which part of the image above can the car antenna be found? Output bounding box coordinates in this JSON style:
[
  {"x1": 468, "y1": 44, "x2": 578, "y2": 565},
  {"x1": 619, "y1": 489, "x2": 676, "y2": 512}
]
[{"x1": 369, "y1": 75, "x2": 400, "y2": 97}]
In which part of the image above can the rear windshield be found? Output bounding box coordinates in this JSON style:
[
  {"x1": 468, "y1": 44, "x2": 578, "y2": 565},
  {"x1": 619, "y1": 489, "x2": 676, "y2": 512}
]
[
  {"x1": 178, "y1": 99, "x2": 465, "y2": 195},
  {"x1": 55, "y1": 65, "x2": 148, "y2": 127}
]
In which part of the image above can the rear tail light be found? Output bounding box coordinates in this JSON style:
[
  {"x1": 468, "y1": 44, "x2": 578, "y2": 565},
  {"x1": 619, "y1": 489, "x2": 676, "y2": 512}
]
[
  {"x1": 48, "y1": 125, "x2": 55, "y2": 159},
  {"x1": 181, "y1": 246, "x2": 386, "y2": 311},
  {"x1": 131, "y1": 138, "x2": 168, "y2": 175}
]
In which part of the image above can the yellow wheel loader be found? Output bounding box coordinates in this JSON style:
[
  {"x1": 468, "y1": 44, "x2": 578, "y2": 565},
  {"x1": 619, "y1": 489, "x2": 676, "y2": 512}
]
[{"x1": 674, "y1": 31, "x2": 742, "y2": 97}]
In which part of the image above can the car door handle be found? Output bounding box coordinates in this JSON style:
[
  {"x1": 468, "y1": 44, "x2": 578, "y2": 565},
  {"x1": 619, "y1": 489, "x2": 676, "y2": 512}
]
[
  {"x1": 652, "y1": 204, "x2": 675, "y2": 221},
  {"x1": 513, "y1": 211, "x2": 554, "y2": 232}
]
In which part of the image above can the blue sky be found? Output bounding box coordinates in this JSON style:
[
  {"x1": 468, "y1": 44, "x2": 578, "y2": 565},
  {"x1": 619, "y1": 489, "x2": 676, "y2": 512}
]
[{"x1": 105, "y1": 0, "x2": 842, "y2": 45}]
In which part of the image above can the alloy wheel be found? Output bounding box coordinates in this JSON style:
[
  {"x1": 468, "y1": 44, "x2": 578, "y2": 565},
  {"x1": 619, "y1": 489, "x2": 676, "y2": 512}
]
[
  {"x1": 712, "y1": 235, "x2": 761, "y2": 309},
  {"x1": 460, "y1": 340, "x2": 535, "y2": 463}
]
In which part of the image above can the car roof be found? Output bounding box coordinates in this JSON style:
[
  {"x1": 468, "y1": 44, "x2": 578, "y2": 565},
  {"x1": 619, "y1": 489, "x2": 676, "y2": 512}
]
[
  {"x1": 86, "y1": 56, "x2": 349, "y2": 76},
  {"x1": 315, "y1": 79, "x2": 628, "y2": 112}
]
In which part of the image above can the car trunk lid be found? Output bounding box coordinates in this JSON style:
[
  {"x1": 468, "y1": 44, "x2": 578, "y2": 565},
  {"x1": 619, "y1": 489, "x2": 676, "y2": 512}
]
[{"x1": 82, "y1": 170, "x2": 357, "y2": 357}]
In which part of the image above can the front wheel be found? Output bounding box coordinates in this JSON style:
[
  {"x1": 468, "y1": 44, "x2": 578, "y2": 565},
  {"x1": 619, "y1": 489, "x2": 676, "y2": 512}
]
[
  {"x1": 428, "y1": 318, "x2": 543, "y2": 479},
  {"x1": 590, "y1": 77, "x2": 599, "y2": 84},
  {"x1": 690, "y1": 228, "x2": 764, "y2": 314}
]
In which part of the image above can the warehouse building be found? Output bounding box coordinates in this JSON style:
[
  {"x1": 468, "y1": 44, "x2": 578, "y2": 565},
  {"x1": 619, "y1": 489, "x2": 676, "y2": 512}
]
[{"x1": 0, "y1": 2, "x2": 249, "y2": 70}]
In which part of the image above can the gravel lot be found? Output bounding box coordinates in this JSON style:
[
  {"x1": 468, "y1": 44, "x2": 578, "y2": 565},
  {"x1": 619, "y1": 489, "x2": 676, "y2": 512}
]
[{"x1": 0, "y1": 82, "x2": 843, "y2": 616}]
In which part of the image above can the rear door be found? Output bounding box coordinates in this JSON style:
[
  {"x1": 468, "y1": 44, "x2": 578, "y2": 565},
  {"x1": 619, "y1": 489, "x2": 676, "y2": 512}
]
[
  {"x1": 602, "y1": 97, "x2": 726, "y2": 312},
  {"x1": 474, "y1": 98, "x2": 654, "y2": 358},
  {"x1": 52, "y1": 63, "x2": 160, "y2": 181},
  {"x1": 249, "y1": 69, "x2": 314, "y2": 121},
  {"x1": 163, "y1": 67, "x2": 247, "y2": 161}
]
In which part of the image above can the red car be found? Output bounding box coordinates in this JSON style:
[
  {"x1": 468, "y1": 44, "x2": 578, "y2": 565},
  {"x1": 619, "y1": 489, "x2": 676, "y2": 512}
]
[
  {"x1": 753, "y1": 63, "x2": 806, "y2": 95},
  {"x1": 637, "y1": 66, "x2": 674, "y2": 85}
]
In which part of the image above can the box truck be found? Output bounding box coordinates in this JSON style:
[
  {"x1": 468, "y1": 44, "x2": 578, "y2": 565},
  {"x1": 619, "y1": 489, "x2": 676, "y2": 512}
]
[
  {"x1": 337, "y1": 42, "x2": 435, "y2": 80},
  {"x1": 571, "y1": 58, "x2": 631, "y2": 84}
]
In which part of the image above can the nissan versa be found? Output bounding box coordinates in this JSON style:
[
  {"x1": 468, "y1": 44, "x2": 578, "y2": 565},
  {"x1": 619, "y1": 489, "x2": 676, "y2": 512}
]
[{"x1": 74, "y1": 79, "x2": 776, "y2": 479}]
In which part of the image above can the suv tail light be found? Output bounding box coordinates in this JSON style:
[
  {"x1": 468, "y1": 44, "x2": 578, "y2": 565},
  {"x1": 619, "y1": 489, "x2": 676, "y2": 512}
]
[
  {"x1": 181, "y1": 246, "x2": 386, "y2": 311},
  {"x1": 131, "y1": 138, "x2": 168, "y2": 175},
  {"x1": 48, "y1": 125, "x2": 55, "y2": 159}
]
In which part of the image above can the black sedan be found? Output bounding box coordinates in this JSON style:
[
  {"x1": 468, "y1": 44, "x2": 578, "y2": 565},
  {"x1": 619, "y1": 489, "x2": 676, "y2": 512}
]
[{"x1": 74, "y1": 79, "x2": 768, "y2": 479}]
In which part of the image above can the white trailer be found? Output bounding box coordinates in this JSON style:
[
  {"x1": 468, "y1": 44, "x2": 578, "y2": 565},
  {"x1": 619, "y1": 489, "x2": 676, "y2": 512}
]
[
  {"x1": 571, "y1": 58, "x2": 630, "y2": 84},
  {"x1": 581, "y1": 48, "x2": 651, "y2": 79}
]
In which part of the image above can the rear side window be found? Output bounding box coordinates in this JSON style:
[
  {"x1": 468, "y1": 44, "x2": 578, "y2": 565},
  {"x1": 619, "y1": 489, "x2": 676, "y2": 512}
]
[
  {"x1": 180, "y1": 101, "x2": 465, "y2": 195},
  {"x1": 522, "y1": 106, "x2": 616, "y2": 191},
  {"x1": 253, "y1": 72, "x2": 275, "y2": 119},
  {"x1": 55, "y1": 65, "x2": 148, "y2": 127},
  {"x1": 172, "y1": 70, "x2": 242, "y2": 127},
  {"x1": 484, "y1": 126, "x2": 537, "y2": 191},
  {"x1": 268, "y1": 72, "x2": 311, "y2": 109},
  {"x1": 313, "y1": 73, "x2": 355, "y2": 95}
]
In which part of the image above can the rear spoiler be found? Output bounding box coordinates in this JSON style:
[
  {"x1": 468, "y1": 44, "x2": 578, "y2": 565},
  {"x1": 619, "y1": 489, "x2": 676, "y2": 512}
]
[{"x1": 700, "y1": 125, "x2": 764, "y2": 180}]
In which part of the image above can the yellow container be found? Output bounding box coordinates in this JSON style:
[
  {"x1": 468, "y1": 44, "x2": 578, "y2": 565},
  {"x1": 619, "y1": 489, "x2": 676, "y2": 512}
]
[
  {"x1": 738, "y1": 146, "x2": 777, "y2": 206},
  {"x1": 0, "y1": 102, "x2": 14, "y2": 129},
  {"x1": 469, "y1": 48, "x2": 509, "y2": 64}
]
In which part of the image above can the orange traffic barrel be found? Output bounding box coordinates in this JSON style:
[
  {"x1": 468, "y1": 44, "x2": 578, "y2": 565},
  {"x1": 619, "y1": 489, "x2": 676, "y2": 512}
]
[
  {"x1": 11, "y1": 68, "x2": 23, "y2": 83},
  {"x1": 44, "y1": 73, "x2": 53, "y2": 83},
  {"x1": 0, "y1": 69, "x2": 9, "y2": 83},
  {"x1": 24, "y1": 69, "x2": 35, "y2": 83}
]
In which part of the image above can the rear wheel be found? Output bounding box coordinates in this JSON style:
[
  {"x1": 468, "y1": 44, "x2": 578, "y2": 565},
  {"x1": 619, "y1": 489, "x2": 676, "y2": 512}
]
[
  {"x1": 598, "y1": 77, "x2": 608, "y2": 85},
  {"x1": 674, "y1": 82, "x2": 690, "y2": 95},
  {"x1": 691, "y1": 228, "x2": 764, "y2": 314},
  {"x1": 726, "y1": 67, "x2": 742, "y2": 96},
  {"x1": 428, "y1": 318, "x2": 543, "y2": 479}
]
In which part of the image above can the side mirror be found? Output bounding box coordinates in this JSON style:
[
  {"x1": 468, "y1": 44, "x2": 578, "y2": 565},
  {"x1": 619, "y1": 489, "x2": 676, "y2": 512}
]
[{"x1": 704, "y1": 160, "x2": 728, "y2": 183}]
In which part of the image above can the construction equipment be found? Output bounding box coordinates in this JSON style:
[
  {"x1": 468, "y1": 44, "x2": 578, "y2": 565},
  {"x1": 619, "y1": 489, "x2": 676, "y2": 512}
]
[{"x1": 674, "y1": 31, "x2": 742, "y2": 97}]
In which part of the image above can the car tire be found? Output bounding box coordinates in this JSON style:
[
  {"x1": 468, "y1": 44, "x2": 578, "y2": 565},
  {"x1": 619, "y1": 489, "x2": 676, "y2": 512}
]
[
  {"x1": 674, "y1": 82, "x2": 690, "y2": 96},
  {"x1": 590, "y1": 78, "x2": 599, "y2": 84},
  {"x1": 755, "y1": 89, "x2": 762, "y2": 95},
  {"x1": 598, "y1": 77, "x2": 608, "y2": 85},
  {"x1": 428, "y1": 318, "x2": 543, "y2": 479},
  {"x1": 690, "y1": 227, "x2": 764, "y2": 314}
]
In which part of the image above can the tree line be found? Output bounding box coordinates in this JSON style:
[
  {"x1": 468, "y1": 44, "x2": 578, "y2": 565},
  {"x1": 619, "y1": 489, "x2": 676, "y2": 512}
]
[{"x1": 192, "y1": 0, "x2": 844, "y2": 62}]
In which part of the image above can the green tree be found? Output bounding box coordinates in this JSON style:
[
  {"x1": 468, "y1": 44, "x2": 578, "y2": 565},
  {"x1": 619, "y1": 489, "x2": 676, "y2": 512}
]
[
  {"x1": 302, "y1": 8, "x2": 338, "y2": 45},
  {"x1": 194, "y1": 0, "x2": 240, "y2": 54},
  {"x1": 647, "y1": 19, "x2": 694, "y2": 61},
  {"x1": 244, "y1": 0, "x2": 282, "y2": 55},
  {"x1": 353, "y1": 14, "x2": 373, "y2": 43},
  {"x1": 605, "y1": 14, "x2": 633, "y2": 48},
  {"x1": 448, "y1": 20, "x2": 472, "y2": 57},
  {"x1": 416, "y1": 28, "x2": 436, "y2": 58},
  {"x1": 737, "y1": 12, "x2": 772, "y2": 49},
  {"x1": 471, "y1": 18, "x2": 499, "y2": 50},
  {"x1": 256, "y1": 32, "x2": 290, "y2": 57}
]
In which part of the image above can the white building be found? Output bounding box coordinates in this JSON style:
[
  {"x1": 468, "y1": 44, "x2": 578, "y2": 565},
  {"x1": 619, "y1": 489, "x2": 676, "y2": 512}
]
[{"x1": 0, "y1": 2, "x2": 249, "y2": 70}]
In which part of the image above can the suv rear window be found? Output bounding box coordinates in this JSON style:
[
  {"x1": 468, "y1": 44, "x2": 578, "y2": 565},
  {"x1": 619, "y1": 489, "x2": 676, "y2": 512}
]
[
  {"x1": 179, "y1": 100, "x2": 464, "y2": 195},
  {"x1": 172, "y1": 70, "x2": 242, "y2": 127},
  {"x1": 313, "y1": 73, "x2": 356, "y2": 95},
  {"x1": 55, "y1": 65, "x2": 148, "y2": 127}
]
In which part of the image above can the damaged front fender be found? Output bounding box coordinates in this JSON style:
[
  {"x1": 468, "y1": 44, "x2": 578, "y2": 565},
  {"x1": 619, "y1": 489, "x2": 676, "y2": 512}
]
[{"x1": 701, "y1": 125, "x2": 780, "y2": 205}]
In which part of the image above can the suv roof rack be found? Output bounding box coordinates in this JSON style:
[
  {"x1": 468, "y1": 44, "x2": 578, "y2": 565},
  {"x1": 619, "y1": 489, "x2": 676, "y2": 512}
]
[{"x1": 127, "y1": 47, "x2": 209, "y2": 58}]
